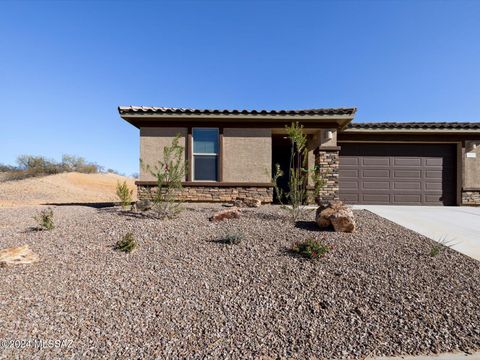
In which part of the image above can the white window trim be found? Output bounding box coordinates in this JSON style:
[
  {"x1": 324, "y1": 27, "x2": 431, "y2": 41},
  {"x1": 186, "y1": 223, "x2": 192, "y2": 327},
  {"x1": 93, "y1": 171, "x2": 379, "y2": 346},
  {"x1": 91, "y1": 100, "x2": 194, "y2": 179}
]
[{"x1": 192, "y1": 128, "x2": 219, "y2": 182}]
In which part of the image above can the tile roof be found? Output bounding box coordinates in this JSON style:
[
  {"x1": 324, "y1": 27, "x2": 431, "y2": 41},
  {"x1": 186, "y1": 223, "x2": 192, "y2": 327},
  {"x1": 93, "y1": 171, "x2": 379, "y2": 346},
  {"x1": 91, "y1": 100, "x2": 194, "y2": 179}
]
[
  {"x1": 347, "y1": 122, "x2": 480, "y2": 130},
  {"x1": 118, "y1": 106, "x2": 357, "y2": 116}
]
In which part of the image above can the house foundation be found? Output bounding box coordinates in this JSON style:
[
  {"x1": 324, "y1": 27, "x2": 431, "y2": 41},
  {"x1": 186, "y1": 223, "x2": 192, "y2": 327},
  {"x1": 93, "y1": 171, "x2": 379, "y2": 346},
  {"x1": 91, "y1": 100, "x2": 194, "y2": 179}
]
[{"x1": 137, "y1": 184, "x2": 274, "y2": 203}]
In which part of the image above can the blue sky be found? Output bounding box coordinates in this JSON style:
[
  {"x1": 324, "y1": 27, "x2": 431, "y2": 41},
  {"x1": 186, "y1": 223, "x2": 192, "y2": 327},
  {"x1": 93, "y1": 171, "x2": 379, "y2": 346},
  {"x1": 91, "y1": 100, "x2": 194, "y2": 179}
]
[{"x1": 1, "y1": 0, "x2": 480, "y2": 175}]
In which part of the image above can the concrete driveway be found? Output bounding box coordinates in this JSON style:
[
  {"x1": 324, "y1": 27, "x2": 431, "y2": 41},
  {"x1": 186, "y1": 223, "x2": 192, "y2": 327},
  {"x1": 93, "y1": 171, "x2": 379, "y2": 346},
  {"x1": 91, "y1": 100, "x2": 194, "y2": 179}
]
[{"x1": 352, "y1": 205, "x2": 480, "y2": 261}]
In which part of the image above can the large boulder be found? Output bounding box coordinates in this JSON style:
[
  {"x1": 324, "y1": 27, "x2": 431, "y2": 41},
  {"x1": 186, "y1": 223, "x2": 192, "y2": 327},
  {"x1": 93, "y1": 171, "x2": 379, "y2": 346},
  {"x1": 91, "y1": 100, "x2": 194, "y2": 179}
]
[
  {"x1": 233, "y1": 198, "x2": 261, "y2": 208},
  {"x1": 315, "y1": 201, "x2": 355, "y2": 232}
]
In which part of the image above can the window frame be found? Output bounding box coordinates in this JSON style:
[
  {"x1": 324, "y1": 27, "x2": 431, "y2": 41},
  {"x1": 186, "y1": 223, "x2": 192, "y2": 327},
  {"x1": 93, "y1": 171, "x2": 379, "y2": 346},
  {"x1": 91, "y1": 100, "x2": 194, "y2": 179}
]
[{"x1": 191, "y1": 127, "x2": 220, "y2": 182}]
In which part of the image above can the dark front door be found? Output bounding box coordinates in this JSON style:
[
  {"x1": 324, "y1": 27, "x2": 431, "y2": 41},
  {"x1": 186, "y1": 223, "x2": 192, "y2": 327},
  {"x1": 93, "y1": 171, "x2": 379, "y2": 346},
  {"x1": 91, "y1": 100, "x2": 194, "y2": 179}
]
[
  {"x1": 339, "y1": 143, "x2": 456, "y2": 205},
  {"x1": 272, "y1": 135, "x2": 292, "y2": 203}
]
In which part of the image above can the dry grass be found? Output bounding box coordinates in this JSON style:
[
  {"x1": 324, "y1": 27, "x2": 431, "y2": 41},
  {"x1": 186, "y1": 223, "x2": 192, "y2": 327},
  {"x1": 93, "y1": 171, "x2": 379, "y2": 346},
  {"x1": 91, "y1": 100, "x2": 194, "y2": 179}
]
[{"x1": 0, "y1": 172, "x2": 136, "y2": 207}]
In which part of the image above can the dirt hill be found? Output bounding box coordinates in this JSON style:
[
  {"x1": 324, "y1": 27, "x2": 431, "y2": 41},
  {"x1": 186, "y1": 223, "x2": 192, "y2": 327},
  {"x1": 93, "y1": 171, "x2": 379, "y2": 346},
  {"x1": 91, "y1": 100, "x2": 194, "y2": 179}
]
[{"x1": 0, "y1": 172, "x2": 137, "y2": 207}]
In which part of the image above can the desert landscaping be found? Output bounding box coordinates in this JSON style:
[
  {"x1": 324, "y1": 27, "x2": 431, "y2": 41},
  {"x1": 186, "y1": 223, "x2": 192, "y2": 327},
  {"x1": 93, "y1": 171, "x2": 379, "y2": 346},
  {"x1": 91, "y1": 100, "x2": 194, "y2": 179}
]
[
  {"x1": 0, "y1": 172, "x2": 136, "y2": 207},
  {"x1": 0, "y1": 198, "x2": 479, "y2": 358}
]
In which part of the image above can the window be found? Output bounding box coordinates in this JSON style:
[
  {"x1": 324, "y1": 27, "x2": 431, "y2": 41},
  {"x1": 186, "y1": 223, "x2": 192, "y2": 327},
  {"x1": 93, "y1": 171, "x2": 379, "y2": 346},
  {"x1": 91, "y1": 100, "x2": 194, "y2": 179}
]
[{"x1": 192, "y1": 128, "x2": 219, "y2": 181}]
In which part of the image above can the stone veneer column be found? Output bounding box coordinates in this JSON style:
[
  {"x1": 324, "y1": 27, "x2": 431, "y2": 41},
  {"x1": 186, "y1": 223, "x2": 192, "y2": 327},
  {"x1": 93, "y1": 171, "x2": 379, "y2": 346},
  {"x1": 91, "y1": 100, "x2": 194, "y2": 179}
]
[{"x1": 314, "y1": 147, "x2": 340, "y2": 205}]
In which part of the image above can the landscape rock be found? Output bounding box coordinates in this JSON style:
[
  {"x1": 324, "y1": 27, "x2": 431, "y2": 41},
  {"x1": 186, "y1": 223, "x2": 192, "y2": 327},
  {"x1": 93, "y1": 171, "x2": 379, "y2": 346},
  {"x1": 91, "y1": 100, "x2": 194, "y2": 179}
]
[
  {"x1": 233, "y1": 198, "x2": 261, "y2": 208},
  {"x1": 316, "y1": 200, "x2": 355, "y2": 232},
  {"x1": 0, "y1": 245, "x2": 39, "y2": 267},
  {"x1": 136, "y1": 199, "x2": 152, "y2": 211},
  {"x1": 329, "y1": 207, "x2": 356, "y2": 232},
  {"x1": 209, "y1": 208, "x2": 241, "y2": 222}
]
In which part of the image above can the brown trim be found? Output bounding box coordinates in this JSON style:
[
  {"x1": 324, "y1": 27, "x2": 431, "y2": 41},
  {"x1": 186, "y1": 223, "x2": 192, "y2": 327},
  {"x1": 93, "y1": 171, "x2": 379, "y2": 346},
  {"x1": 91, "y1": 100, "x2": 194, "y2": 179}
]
[
  {"x1": 186, "y1": 127, "x2": 192, "y2": 181},
  {"x1": 463, "y1": 187, "x2": 480, "y2": 191},
  {"x1": 218, "y1": 128, "x2": 224, "y2": 182},
  {"x1": 135, "y1": 181, "x2": 273, "y2": 187},
  {"x1": 338, "y1": 133, "x2": 480, "y2": 142},
  {"x1": 128, "y1": 120, "x2": 344, "y2": 129}
]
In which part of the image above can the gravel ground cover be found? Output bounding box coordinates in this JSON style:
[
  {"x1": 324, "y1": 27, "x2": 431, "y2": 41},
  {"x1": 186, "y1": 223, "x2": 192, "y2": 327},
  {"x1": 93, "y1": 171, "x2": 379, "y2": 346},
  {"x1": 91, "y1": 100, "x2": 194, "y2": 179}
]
[{"x1": 0, "y1": 204, "x2": 479, "y2": 359}]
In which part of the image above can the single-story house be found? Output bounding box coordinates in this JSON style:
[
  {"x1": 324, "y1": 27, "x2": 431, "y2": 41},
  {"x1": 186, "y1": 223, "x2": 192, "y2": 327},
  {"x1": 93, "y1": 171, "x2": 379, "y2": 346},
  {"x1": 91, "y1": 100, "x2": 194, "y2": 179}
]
[{"x1": 119, "y1": 106, "x2": 480, "y2": 206}]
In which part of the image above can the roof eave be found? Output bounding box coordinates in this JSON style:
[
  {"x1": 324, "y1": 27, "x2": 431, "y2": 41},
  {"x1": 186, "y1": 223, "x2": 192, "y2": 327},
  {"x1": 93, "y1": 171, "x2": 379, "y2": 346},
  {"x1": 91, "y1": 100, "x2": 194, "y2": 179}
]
[{"x1": 120, "y1": 113, "x2": 355, "y2": 129}]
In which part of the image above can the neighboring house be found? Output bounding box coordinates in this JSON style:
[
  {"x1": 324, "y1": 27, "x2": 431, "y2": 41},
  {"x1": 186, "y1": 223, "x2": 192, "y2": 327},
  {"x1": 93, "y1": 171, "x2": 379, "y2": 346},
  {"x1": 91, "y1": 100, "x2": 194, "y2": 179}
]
[{"x1": 119, "y1": 106, "x2": 480, "y2": 206}]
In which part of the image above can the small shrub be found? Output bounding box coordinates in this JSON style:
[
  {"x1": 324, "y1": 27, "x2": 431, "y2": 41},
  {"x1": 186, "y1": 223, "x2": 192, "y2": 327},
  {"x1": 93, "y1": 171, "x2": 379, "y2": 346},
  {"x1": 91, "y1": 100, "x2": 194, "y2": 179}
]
[
  {"x1": 35, "y1": 208, "x2": 54, "y2": 230},
  {"x1": 114, "y1": 233, "x2": 137, "y2": 253},
  {"x1": 142, "y1": 134, "x2": 187, "y2": 219},
  {"x1": 223, "y1": 232, "x2": 243, "y2": 245},
  {"x1": 116, "y1": 181, "x2": 133, "y2": 209},
  {"x1": 430, "y1": 236, "x2": 455, "y2": 257},
  {"x1": 291, "y1": 238, "x2": 329, "y2": 259}
]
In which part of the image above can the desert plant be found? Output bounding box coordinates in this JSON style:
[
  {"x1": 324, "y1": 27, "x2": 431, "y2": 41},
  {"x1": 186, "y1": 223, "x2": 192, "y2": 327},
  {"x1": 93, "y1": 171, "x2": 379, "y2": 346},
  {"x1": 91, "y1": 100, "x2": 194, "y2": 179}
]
[
  {"x1": 114, "y1": 233, "x2": 137, "y2": 253},
  {"x1": 291, "y1": 238, "x2": 330, "y2": 259},
  {"x1": 116, "y1": 180, "x2": 133, "y2": 209},
  {"x1": 223, "y1": 232, "x2": 244, "y2": 245},
  {"x1": 35, "y1": 208, "x2": 54, "y2": 230},
  {"x1": 272, "y1": 122, "x2": 326, "y2": 223},
  {"x1": 430, "y1": 236, "x2": 456, "y2": 257},
  {"x1": 142, "y1": 134, "x2": 187, "y2": 219}
]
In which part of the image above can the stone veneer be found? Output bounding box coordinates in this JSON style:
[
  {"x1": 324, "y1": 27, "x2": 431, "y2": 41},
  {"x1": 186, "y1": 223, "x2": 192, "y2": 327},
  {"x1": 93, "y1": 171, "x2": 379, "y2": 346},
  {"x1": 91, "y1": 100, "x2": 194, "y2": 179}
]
[
  {"x1": 138, "y1": 185, "x2": 274, "y2": 203},
  {"x1": 462, "y1": 190, "x2": 480, "y2": 206},
  {"x1": 309, "y1": 149, "x2": 340, "y2": 205}
]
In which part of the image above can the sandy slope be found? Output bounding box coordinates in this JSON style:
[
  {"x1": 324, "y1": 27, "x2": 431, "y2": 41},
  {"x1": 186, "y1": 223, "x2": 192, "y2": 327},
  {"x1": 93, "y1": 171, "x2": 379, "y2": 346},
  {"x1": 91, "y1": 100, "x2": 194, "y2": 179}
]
[{"x1": 0, "y1": 172, "x2": 137, "y2": 207}]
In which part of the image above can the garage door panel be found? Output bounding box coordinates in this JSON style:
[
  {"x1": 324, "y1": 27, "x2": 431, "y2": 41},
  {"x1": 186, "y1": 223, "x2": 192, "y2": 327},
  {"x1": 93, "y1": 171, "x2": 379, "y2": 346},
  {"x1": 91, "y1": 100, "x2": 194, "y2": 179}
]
[
  {"x1": 362, "y1": 157, "x2": 390, "y2": 166},
  {"x1": 393, "y1": 182, "x2": 422, "y2": 190},
  {"x1": 363, "y1": 169, "x2": 390, "y2": 178},
  {"x1": 363, "y1": 181, "x2": 390, "y2": 190},
  {"x1": 362, "y1": 194, "x2": 391, "y2": 203},
  {"x1": 392, "y1": 194, "x2": 422, "y2": 204},
  {"x1": 339, "y1": 181, "x2": 359, "y2": 190},
  {"x1": 340, "y1": 157, "x2": 359, "y2": 166},
  {"x1": 339, "y1": 143, "x2": 456, "y2": 206},
  {"x1": 394, "y1": 158, "x2": 422, "y2": 166},
  {"x1": 393, "y1": 169, "x2": 422, "y2": 178},
  {"x1": 339, "y1": 169, "x2": 359, "y2": 177},
  {"x1": 425, "y1": 158, "x2": 443, "y2": 166},
  {"x1": 424, "y1": 182, "x2": 442, "y2": 191},
  {"x1": 341, "y1": 193, "x2": 360, "y2": 203},
  {"x1": 425, "y1": 170, "x2": 442, "y2": 178}
]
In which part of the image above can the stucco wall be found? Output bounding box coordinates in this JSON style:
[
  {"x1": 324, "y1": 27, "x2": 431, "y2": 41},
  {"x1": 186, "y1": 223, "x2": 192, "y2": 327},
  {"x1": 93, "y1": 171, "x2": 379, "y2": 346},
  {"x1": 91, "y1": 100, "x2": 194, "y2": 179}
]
[
  {"x1": 139, "y1": 127, "x2": 187, "y2": 181},
  {"x1": 222, "y1": 128, "x2": 272, "y2": 182},
  {"x1": 464, "y1": 140, "x2": 480, "y2": 189}
]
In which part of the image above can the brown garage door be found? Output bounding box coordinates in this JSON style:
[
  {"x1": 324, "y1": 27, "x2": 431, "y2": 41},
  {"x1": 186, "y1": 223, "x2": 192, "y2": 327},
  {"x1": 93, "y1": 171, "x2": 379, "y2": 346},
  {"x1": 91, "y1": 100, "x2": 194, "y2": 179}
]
[{"x1": 339, "y1": 143, "x2": 456, "y2": 205}]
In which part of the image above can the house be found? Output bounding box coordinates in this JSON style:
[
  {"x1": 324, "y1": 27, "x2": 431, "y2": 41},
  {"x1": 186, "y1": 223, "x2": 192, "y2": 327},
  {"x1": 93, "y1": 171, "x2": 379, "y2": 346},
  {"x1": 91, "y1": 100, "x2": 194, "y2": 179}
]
[{"x1": 119, "y1": 106, "x2": 480, "y2": 206}]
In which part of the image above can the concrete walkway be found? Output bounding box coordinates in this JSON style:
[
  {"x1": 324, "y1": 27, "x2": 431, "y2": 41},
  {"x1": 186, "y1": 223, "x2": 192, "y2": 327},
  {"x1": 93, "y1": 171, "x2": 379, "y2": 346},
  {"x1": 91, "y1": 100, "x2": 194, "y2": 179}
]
[{"x1": 352, "y1": 205, "x2": 480, "y2": 261}]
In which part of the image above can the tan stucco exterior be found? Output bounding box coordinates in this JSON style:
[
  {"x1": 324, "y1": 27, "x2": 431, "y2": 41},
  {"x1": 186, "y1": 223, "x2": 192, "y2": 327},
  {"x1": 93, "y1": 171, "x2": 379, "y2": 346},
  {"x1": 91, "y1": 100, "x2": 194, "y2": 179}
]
[
  {"x1": 464, "y1": 140, "x2": 480, "y2": 189},
  {"x1": 222, "y1": 128, "x2": 272, "y2": 182},
  {"x1": 139, "y1": 127, "x2": 187, "y2": 181}
]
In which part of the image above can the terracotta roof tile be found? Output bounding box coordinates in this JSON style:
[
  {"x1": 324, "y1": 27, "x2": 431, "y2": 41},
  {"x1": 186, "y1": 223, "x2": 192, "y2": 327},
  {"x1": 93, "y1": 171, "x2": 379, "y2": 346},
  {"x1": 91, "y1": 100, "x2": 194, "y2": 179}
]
[
  {"x1": 347, "y1": 122, "x2": 480, "y2": 130},
  {"x1": 118, "y1": 106, "x2": 357, "y2": 116}
]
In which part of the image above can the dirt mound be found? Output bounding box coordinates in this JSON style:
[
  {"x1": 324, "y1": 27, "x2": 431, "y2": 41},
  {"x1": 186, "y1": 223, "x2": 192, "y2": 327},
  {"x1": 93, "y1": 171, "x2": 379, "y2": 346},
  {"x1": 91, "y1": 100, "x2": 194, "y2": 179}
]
[{"x1": 0, "y1": 172, "x2": 137, "y2": 207}]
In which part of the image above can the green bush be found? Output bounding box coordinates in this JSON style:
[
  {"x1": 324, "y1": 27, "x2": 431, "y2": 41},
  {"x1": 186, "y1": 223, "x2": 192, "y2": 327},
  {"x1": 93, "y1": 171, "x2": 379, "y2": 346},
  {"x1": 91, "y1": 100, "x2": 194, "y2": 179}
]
[
  {"x1": 116, "y1": 181, "x2": 133, "y2": 209},
  {"x1": 35, "y1": 208, "x2": 55, "y2": 230},
  {"x1": 114, "y1": 233, "x2": 137, "y2": 253},
  {"x1": 430, "y1": 236, "x2": 455, "y2": 257},
  {"x1": 223, "y1": 232, "x2": 243, "y2": 245},
  {"x1": 1, "y1": 154, "x2": 104, "y2": 181},
  {"x1": 291, "y1": 238, "x2": 329, "y2": 259}
]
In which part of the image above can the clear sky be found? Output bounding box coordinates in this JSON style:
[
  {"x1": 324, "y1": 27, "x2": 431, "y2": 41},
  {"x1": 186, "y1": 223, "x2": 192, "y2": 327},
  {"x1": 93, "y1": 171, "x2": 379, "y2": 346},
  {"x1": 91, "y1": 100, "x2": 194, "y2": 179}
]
[{"x1": 1, "y1": 0, "x2": 480, "y2": 175}]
